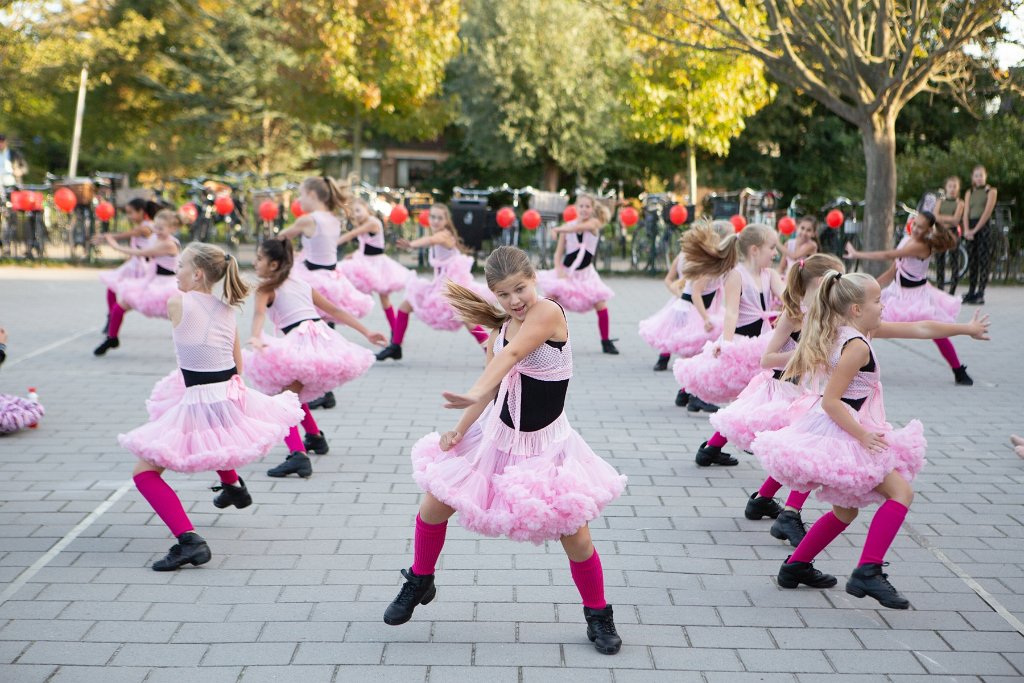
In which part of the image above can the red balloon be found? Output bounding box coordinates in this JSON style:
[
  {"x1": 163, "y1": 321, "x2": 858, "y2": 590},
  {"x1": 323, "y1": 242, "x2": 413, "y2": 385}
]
[
  {"x1": 258, "y1": 200, "x2": 279, "y2": 222},
  {"x1": 563, "y1": 205, "x2": 578, "y2": 222},
  {"x1": 826, "y1": 209, "x2": 843, "y2": 229},
  {"x1": 418, "y1": 209, "x2": 430, "y2": 227},
  {"x1": 669, "y1": 204, "x2": 688, "y2": 226},
  {"x1": 290, "y1": 199, "x2": 304, "y2": 218},
  {"x1": 620, "y1": 206, "x2": 639, "y2": 227},
  {"x1": 521, "y1": 209, "x2": 541, "y2": 230},
  {"x1": 778, "y1": 216, "x2": 796, "y2": 236},
  {"x1": 95, "y1": 201, "x2": 115, "y2": 222},
  {"x1": 730, "y1": 214, "x2": 747, "y2": 232},
  {"x1": 180, "y1": 202, "x2": 198, "y2": 223},
  {"x1": 54, "y1": 187, "x2": 77, "y2": 213},
  {"x1": 30, "y1": 192, "x2": 45, "y2": 211},
  {"x1": 214, "y1": 195, "x2": 234, "y2": 216},
  {"x1": 9, "y1": 191, "x2": 27, "y2": 212},
  {"x1": 389, "y1": 204, "x2": 409, "y2": 224},
  {"x1": 496, "y1": 206, "x2": 516, "y2": 229}
]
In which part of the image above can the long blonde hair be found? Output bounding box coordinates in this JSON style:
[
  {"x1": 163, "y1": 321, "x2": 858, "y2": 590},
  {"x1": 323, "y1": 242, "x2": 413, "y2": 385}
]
[
  {"x1": 783, "y1": 271, "x2": 874, "y2": 381},
  {"x1": 446, "y1": 246, "x2": 535, "y2": 329},
  {"x1": 430, "y1": 203, "x2": 469, "y2": 253},
  {"x1": 681, "y1": 223, "x2": 738, "y2": 279},
  {"x1": 301, "y1": 175, "x2": 353, "y2": 214},
  {"x1": 781, "y1": 253, "x2": 845, "y2": 322},
  {"x1": 576, "y1": 193, "x2": 611, "y2": 224},
  {"x1": 181, "y1": 242, "x2": 251, "y2": 307}
]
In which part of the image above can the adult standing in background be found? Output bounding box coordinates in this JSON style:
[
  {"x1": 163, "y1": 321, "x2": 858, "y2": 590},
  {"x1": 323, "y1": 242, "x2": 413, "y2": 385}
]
[
  {"x1": 934, "y1": 176, "x2": 964, "y2": 294},
  {"x1": 961, "y1": 165, "x2": 998, "y2": 305},
  {"x1": 0, "y1": 133, "x2": 28, "y2": 187}
]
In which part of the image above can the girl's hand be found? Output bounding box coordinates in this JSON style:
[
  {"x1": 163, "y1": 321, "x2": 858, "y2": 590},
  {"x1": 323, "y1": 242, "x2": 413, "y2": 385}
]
[
  {"x1": 844, "y1": 242, "x2": 859, "y2": 259},
  {"x1": 439, "y1": 430, "x2": 462, "y2": 452},
  {"x1": 442, "y1": 390, "x2": 484, "y2": 409},
  {"x1": 247, "y1": 337, "x2": 265, "y2": 350},
  {"x1": 90, "y1": 233, "x2": 106, "y2": 245},
  {"x1": 859, "y1": 431, "x2": 888, "y2": 453},
  {"x1": 396, "y1": 238, "x2": 412, "y2": 250},
  {"x1": 0, "y1": 327, "x2": 7, "y2": 345},
  {"x1": 555, "y1": 266, "x2": 567, "y2": 279},
  {"x1": 967, "y1": 310, "x2": 991, "y2": 340},
  {"x1": 364, "y1": 330, "x2": 388, "y2": 346},
  {"x1": 104, "y1": 234, "x2": 117, "y2": 246},
  {"x1": 703, "y1": 318, "x2": 714, "y2": 333},
  {"x1": 712, "y1": 343, "x2": 723, "y2": 358}
]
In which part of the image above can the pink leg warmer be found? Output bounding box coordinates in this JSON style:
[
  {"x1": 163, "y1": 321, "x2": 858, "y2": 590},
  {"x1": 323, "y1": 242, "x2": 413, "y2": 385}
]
[
  {"x1": 469, "y1": 325, "x2": 489, "y2": 344},
  {"x1": 707, "y1": 432, "x2": 728, "y2": 448},
  {"x1": 933, "y1": 338, "x2": 961, "y2": 369},
  {"x1": 859, "y1": 500, "x2": 909, "y2": 566},
  {"x1": 596, "y1": 308, "x2": 610, "y2": 341},
  {"x1": 108, "y1": 302, "x2": 126, "y2": 338},
  {"x1": 284, "y1": 426, "x2": 305, "y2": 453},
  {"x1": 384, "y1": 306, "x2": 396, "y2": 333},
  {"x1": 300, "y1": 404, "x2": 319, "y2": 435},
  {"x1": 784, "y1": 490, "x2": 811, "y2": 510},
  {"x1": 133, "y1": 471, "x2": 193, "y2": 537},
  {"x1": 216, "y1": 470, "x2": 239, "y2": 485},
  {"x1": 106, "y1": 288, "x2": 117, "y2": 310},
  {"x1": 411, "y1": 514, "x2": 447, "y2": 576},
  {"x1": 392, "y1": 310, "x2": 410, "y2": 345},
  {"x1": 789, "y1": 511, "x2": 849, "y2": 564},
  {"x1": 569, "y1": 549, "x2": 607, "y2": 609},
  {"x1": 758, "y1": 477, "x2": 783, "y2": 499}
]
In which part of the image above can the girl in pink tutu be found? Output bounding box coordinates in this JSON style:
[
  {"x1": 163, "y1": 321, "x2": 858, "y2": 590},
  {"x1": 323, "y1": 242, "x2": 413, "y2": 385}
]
[
  {"x1": 94, "y1": 198, "x2": 157, "y2": 333},
  {"x1": 95, "y1": 209, "x2": 183, "y2": 356},
  {"x1": 120, "y1": 243, "x2": 303, "y2": 571},
  {"x1": 778, "y1": 216, "x2": 819, "y2": 274},
  {"x1": 674, "y1": 223, "x2": 785, "y2": 462},
  {"x1": 714, "y1": 254, "x2": 843, "y2": 546},
  {"x1": 279, "y1": 176, "x2": 374, "y2": 323},
  {"x1": 752, "y1": 271, "x2": 989, "y2": 609},
  {"x1": 845, "y1": 211, "x2": 973, "y2": 385},
  {"x1": 375, "y1": 203, "x2": 490, "y2": 361},
  {"x1": 338, "y1": 198, "x2": 413, "y2": 338},
  {"x1": 244, "y1": 239, "x2": 387, "y2": 478},
  {"x1": 383, "y1": 246, "x2": 627, "y2": 655},
  {"x1": 536, "y1": 194, "x2": 618, "y2": 354},
  {"x1": 0, "y1": 327, "x2": 45, "y2": 435}
]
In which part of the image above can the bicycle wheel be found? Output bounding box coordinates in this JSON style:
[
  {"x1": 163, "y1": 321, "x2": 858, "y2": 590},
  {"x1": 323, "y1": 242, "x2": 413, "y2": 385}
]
[
  {"x1": 955, "y1": 242, "x2": 969, "y2": 283},
  {"x1": 630, "y1": 230, "x2": 650, "y2": 271}
]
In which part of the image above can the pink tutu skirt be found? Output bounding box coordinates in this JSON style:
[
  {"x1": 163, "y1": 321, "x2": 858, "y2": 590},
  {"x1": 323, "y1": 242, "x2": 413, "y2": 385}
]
[
  {"x1": 638, "y1": 297, "x2": 723, "y2": 357},
  {"x1": 881, "y1": 281, "x2": 960, "y2": 324},
  {"x1": 339, "y1": 252, "x2": 413, "y2": 296},
  {"x1": 751, "y1": 401, "x2": 926, "y2": 509},
  {"x1": 100, "y1": 256, "x2": 153, "y2": 293},
  {"x1": 708, "y1": 371, "x2": 808, "y2": 451},
  {"x1": 117, "y1": 274, "x2": 181, "y2": 319},
  {"x1": 120, "y1": 372, "x2": 302, "y2": 473},
  {"x1": 293, "y1": 257, "x2": 374, "y2": 320},
  {"x1": 242, "y1": 320, "x2": 375, "y2": 403},
  {"x1": 407, "y1": 255, "x2": 491, "y2": 331},
  {"x1": 673, "y1": 332, "x2": 772, "y2": 405},
  {"x1": 0, "y1": 394, "x2": 45, "y2": 434},
  {"x1": 536, "y1": 266, "x2": 614, "y2": 313},
  {"x1": 411, "y1": 406, "x2": 627, "y2": 544}
]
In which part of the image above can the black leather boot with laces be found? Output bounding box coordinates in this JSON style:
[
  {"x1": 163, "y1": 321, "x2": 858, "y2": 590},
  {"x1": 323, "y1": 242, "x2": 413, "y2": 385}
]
[
  {"x1": 777, "y1": 556, "x2": 837, "y2": 589},
  {"x1": 376, "y1": 343, "x2": 403, "y2": 361},
  {"x1": 770, "y1": 509, "x2": 808, "y2": 547},
  {"x1": 674, "y1": 390, "x2": 690, "y2": 407},
  {"x1": 211, "y1": 477, "x2": 252, "y2": 509},
  {"x1": 695, "y1": 441, "x2": 737, "y2": 466},
  {"x1": 93, "y1": 336, "x2": 120, "y2": 356},
  {"x1": 267, "y1": 452, "x2": 312, "y2": 478},
  {"x1": 384, "y1": 568, "x2": 436, "y2": 625},
  {"x1": 845, "y1": 562, "x2": 910, "y2": 609},
  {"x1": 686, "y1": 396, "x2": 719, "y2": 414},
  {"x1": 744, "y1": 492, "x2": 783, "y2": 520},
  {"x1": 307, "y1": 391, "x2": 336, "y2": 410},
  {"x1": 653, "y1": 354, "x2": 670, "y2": 371},
  {"x1": 601, "y1": 339, "x2": 620, "y2": 355},
  {"x1": 152, "y1": 532, "x2": 212, "y2": 571},
  {"x1": 303, "y1": 431, "x2": 330, "y2": 455},
  {"x1": 583, "y1": 605, "x2": 622, "y2": 655}
]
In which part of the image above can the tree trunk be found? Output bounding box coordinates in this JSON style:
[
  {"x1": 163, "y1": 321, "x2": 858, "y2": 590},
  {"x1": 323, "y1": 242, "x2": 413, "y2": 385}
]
[
  {"x1": 260, "y1": 107, "x2": 271, "y2": 177},
  {"x1": 542, "y1": 157, "x2": 559, "y2": 192},
  {"x1": 687, "y1": 141, "x2": 698, "y2": 206},
  {"x1": 859, "y1": 114, "x2": 897, "y2": 276},
  {"x1": 351, "y1": 111, "x2": 363, "y2": 180}
]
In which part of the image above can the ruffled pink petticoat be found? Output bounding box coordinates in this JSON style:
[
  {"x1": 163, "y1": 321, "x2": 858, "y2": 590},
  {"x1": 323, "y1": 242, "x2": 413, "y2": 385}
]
[
  {"x1": 100, "y1": 256, "x2": 153, "y2": 293},
  {"x1": 751, "y1": 390, "x2": 926, "y2": 509},
  {"x1": 411, "y1": 405, "x2": 626, "y2": 544},
  {"x1": 881, "y1": 280, "x2": 960, "y2": 324},
  {"x1": 242, "y1": 320, "x2": 375, "y2": 403},
  {"x1": 0, "y1": 394, "x2": 45, "y2": 434},
  {"x1": 117, "y1": 275, "x2": 180, "y2": 319},
  {"x1": 673, "y1": 332, "x2": 773, "y2": 405},
  {"x1": 292, "y1": 256, "x2": 374, "y2": 320},
  {"x1": 638, "y1": 297, "x2": 723, "y2": 357},
  {"x1": 406, "y1": 253, "x2": 491, "y2": 331},
  {"x1": 535, "y1": 266, "x2": 614, "y2": 313},
  {"x1": 339, "y1": 252, "x2": 413, "y2": 296},
  {"x1": 120, "y1": 372, "x2": 302, "y2": 473},
  {"x1": 708, "y1": 370, "x2": 809, "y2": 451}
]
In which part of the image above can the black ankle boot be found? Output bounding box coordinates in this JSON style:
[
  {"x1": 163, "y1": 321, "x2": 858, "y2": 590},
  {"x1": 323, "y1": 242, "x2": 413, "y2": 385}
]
[
  {"x1": 211, "y1": 477, "x2": 252, "y2": 509},
  {"x1": 307, "y1": 391, "x2": 336, "y2": 410},
  {"x1": 744, "y1": 492, "x2": 782, "y2": 520},
  {"x1": 770, "y1": 510, "x2": 808, "y2": 547},
  {"x1": 152, "y1": 532, "x2": 212, "y2": 571},
  {"x1": 695, "y1": 441, "x2": 737, "y2": 466},
  {"x1": 303, "y1": 431, "x2": 330, "y2": 455},
  {"x1": 601, "y1": 339, "x2": 619, "y2": 355},
  {"x1": 777, "y1": 556, "x2": 837, "y2": 589},
  {"x1": 687, "y1": 396, "x2": 719, "y2": 414},
  {"x1": 584, "y1": 605, "x2": 622, "y2": 655},
  {"x1": 384, "y1": 568, "x2": 436, "y2": 625},
  {"x1": 93, "y1": 336, "x2": 120, "y2": 356},
  {"x1": 376, "y1": 343, "x2": 403, "y2": 361},
  {"x1": 267, "y1": 451, "x2": 312, "y2": 478},
  {"x1": 845, "y1": 562, "x2": 910, "y2": 609},
  {"x1": 653, "y1": 355, "x2": 670, "y2": 371},
  {"x1": 674, "y1": 390, "x2": 690, "y2": 407},
  {"x1": 953, "y1": 365, "x2": 974, "y2": 386}
]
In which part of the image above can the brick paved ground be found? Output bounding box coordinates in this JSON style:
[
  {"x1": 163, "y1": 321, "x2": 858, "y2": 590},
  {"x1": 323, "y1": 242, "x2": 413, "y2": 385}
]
[{"x1": 0, "y1": 265, "x2": 1022, "y2": 682}]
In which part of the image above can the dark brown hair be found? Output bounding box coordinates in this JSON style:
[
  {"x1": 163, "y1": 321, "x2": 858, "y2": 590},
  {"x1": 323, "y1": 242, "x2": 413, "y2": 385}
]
[
  {"x1": 257, "y1": 238, "x2": 294, "y2": 295},
  {"x1": 446, "y1": 246, "x2": 535, "y2": 329}
]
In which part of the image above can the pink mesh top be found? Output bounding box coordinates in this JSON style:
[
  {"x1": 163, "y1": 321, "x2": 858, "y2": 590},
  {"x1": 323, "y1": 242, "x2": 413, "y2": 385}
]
[
  {"x1": 894, "y1": 236, "x2": 930, "y2": 282},
  {"x1": 266, "y1": 275, "x2": 319, "y2": 331},
  {"x1": 172, "y1": 291, "x2": 237, "y2": 372},
  {"x1": 828, "y1": 326, "x2": 879, "y2": 402},
  {"x1": 684, "y1": 274, "x2": 723, "y2": 296},
  {"x1": 302, "y1": 212, "x2": 342, "y2": 266},
  {"x1": 152, "y1": 237, "x2": 180, "y2": 273},
  {"x1": 358, "y1": 225, "x2": 385, "y2": 253},
  {"x1": 563, "y1": 228, "x2": 599, "y2": 271},
  {"x1": 736, "y1": 266, "x2": 773, "y2": 328}
]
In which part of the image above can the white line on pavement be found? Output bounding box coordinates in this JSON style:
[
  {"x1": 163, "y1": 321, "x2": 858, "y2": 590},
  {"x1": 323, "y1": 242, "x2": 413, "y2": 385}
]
[{"x1": 5, "y1": 327, "x2": 95, "y2": 368}]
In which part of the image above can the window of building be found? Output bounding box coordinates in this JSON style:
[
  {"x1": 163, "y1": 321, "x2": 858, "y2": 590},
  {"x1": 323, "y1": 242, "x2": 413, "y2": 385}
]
[{"x1": 397, "y1": 158, "x2": 436, "y2": 188}]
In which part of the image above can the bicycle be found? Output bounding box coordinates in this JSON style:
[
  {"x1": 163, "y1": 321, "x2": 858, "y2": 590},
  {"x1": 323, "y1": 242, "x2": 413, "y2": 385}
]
[{"x1": 630, "y1": 192, "x2": 678, "y2": 274}]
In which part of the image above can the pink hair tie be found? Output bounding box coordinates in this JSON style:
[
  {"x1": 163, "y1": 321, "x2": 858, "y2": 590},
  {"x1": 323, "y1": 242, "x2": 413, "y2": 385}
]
[{"x1": 798, "y1": 258, "x2": 805, "y2": 269}]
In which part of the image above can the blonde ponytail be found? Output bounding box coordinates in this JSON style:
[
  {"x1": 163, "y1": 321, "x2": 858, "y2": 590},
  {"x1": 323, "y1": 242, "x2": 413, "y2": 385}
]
[
  {"x1": 681, "y1": 223, "x2": 739, "y2": 279},
  {"x1": 781, "y1": 253, "x2": 845, "y2": 322},
  {"x1": 181, "y1": 242, "x2": 251, "y2": 307}
]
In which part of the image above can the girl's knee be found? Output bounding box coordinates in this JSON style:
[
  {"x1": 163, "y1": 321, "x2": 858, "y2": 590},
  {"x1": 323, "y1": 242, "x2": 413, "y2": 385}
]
[
  {"x1": 419, "y1": 493, "x2": 455, "y2": 524},
  {"x1": 833, "y1": 506, "x2": 858, "y2": 524},
  {"x1": 132, "y1": 460, "x2": 162, "y2": 477}
]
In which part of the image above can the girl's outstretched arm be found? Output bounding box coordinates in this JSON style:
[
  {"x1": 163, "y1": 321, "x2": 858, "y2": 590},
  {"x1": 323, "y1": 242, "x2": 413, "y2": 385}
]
[
  {"x1": 845, "y1": 240, "x2": 929, "y2": 262},
  {"x1": 277, "y1": 215, "x2": 315, "y2": 240},
  {"x1": 104, "y1": 235, "x2": 177, "y2": 258},
  {"x1": 248, "y1": 290, "x2": 271, "y2": 348},
  {"x1": 337, "y1": 219, "x2": 378, "y2": 245},
  {"x1": 310, "y1": 289, "x2": 387, "y2": 345},
  {"x1": 875, "y1": 310, "x2": 990, "y2": 341}
]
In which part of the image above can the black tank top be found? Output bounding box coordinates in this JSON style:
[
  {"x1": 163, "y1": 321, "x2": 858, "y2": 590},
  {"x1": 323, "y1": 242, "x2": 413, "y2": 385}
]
[
  {"x1": 497, "y1": 338, "x2": 570, "y2": 432},
  {"x1": 838, "y1": 338, "x2": 876, "y2": 411},
  {"x1": 682, "y1": 291, "x2": 716, "y2": 308}
]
